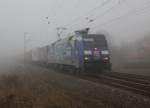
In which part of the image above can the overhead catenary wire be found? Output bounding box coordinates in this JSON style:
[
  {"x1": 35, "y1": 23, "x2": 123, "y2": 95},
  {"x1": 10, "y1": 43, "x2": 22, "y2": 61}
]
[
  {"x1": 46, "y1": 0, "x2": 64, "y2": 25},
  {"x1": 67, "y1": 0, "x2": 124, "y2": 33},
  {"x1": 79, "y1": 0, "x2": 124, "y2": 29},
  {"x1": 92, "y1": 2, "x2": 150, "y2": 30},
  {"x1": 91, "y1": 0, "x2": 124, "y2": 22},
  {"x1": 64, "y1": 0, "x2": 113, "y2": 27}
]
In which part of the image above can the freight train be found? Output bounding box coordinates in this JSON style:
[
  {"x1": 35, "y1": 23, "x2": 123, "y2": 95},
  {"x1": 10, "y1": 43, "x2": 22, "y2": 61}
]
[{"x1": 26, "y1": 28, "x2": 112, "y2": 73}]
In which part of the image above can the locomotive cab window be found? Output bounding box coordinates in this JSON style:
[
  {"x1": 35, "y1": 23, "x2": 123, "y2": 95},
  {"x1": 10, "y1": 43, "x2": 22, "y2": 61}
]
[{"x1": 83, "y1": 35, "x2": 108, "y2": 50}]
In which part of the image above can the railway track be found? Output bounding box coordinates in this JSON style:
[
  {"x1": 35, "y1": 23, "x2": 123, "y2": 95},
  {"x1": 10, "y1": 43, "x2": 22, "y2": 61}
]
[
  {"x1": 47, "y1": 66, "x2": 150, "y2": 98},
  {"x1": 83, "y1": 72, "x2": 150, "y2": 97}
]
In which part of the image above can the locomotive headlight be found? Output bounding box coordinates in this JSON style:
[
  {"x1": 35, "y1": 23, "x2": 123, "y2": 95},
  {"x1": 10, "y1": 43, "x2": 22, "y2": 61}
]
[
  {"x1": 103, "y1": 57, "x2": 109, "y2": 60},
  {"x1": 84, "y1": 57, "x2": 89, "y2": 60},
  {"x1": 84, "y1": 50, "x2": 92, "y2": 55}
]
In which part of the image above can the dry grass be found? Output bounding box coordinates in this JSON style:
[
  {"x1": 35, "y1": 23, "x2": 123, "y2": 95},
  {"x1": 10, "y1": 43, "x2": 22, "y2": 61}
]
[
  {"x1": 0, "y1": 64, "x2": 149, "y2": 108},
  {"x1": 0, "y1": 67, "x2": 104, "y2": 108}
]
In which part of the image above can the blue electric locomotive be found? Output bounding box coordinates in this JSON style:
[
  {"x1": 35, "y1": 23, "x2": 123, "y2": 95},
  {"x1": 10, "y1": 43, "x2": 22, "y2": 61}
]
[{"x1": 47, "y1": 28, "x2": 111, "y2": 72}]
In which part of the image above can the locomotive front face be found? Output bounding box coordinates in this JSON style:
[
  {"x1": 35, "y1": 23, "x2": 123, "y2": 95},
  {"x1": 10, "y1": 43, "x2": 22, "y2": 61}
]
[{"x1": 82, "y1": 35, "x2": 111, "y2": 70}]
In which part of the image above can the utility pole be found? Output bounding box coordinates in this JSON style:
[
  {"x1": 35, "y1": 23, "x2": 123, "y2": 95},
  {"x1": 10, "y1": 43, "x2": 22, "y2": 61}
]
[
  {"x1": 56, "y1": 27, "x2": 67, "y2": 40},
  {"x1": 24, "y1": 32, "x2": 27, "y2": 67},
  {"x1": 24, "y1": 32, "x2": 30, "y2": 67}
]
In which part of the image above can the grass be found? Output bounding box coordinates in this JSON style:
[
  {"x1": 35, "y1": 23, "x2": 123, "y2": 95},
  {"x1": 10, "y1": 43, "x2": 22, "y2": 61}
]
[
  {"x1": 0, "y1": 66, "x2": 104, "y2": 108},
  {"x1": 0, "y1": 64, "x2": 149, "y2": 108}
]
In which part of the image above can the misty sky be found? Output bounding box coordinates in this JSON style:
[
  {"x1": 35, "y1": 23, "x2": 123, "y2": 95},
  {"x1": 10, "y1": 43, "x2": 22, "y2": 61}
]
[{"x1": 0, "y1": 0, "x2": 150, "y2": 58}]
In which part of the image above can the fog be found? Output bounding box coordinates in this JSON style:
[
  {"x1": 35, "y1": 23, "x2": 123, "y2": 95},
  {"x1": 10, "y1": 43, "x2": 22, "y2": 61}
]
[
  {"x1": 0, "y1": 1, "x2": 150, "y2": 107},
  {"x1": 0, "y1": 0, "x2": 150, "y2": 60}
]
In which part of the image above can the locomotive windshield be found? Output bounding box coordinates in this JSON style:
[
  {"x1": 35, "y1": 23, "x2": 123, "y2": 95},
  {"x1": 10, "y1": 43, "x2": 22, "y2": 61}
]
[{"x1": 83, "y1": 34, "x2": 108, "y2": 49}]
